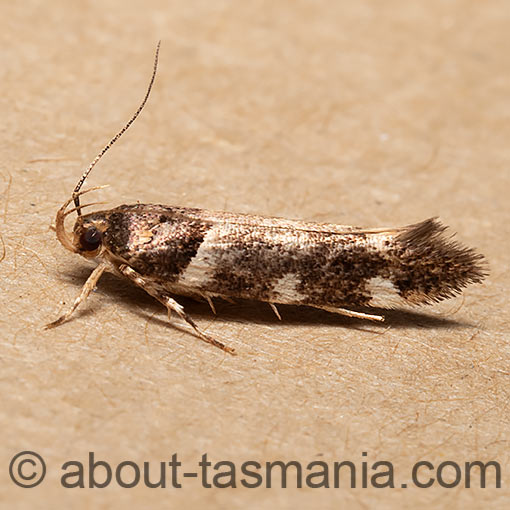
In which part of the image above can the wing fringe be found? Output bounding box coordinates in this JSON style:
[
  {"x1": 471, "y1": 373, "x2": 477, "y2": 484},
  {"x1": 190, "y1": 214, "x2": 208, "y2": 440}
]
[{"x1": 393, "y1": 218, "x2": 488, "y2": 304}]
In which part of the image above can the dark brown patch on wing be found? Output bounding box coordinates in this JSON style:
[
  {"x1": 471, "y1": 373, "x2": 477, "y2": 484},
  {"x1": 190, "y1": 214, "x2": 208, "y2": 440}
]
[
  {"x1": 296, "y1": 242, "x2": 389, "y2": 306},
  {"x1": 128, "y1": 219, "x2": 210, "y2": 281},
  {"x1": 86, "y1": 205, "x2": 213, "y2": 282},
  {"x1": 205, "y1": 229, "x2": 388, "y2": 307}
]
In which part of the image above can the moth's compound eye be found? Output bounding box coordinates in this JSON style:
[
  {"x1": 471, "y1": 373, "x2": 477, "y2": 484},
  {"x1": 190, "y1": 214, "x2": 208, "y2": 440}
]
[{"x1": 80, "y1": 226, "x2": 102, "y2": 252}]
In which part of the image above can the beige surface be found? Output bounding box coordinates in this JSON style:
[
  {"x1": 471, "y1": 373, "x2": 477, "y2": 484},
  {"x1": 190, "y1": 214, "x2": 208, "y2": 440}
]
[{"x1": 1, "y1": 0, "x2": 509, "y2": 508}]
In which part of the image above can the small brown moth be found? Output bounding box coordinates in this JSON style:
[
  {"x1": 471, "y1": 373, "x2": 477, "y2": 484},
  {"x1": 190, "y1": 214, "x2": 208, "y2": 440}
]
[{"x1": 47, "y1": 44, "x2": 487, "y2": 354}]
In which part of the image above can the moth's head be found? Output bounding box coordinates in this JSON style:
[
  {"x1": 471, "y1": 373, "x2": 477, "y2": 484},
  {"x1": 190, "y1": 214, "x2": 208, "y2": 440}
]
[
  {"x1": 71, "y1": 214, "x2": 109, "y2": 258},
  {"x1": 54, "y1": 187, "x2": 108, "y2": 258}
]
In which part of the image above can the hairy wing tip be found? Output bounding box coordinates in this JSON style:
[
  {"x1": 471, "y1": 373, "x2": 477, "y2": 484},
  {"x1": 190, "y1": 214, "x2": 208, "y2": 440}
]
[{"x1": 396, "y1": 218, "x2": 488, "y2": 299}]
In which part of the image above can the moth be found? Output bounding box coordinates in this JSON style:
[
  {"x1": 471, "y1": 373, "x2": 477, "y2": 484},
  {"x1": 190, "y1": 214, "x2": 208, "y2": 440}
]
[{"x1": 47, "y1": 44, "x2": 487, "y2": 354}]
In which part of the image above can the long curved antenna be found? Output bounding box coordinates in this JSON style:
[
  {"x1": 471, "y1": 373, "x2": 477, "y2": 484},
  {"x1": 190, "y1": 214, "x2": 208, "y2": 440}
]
[{"x1": 73, "y1": 41, "x2": 161, "y2": 215}]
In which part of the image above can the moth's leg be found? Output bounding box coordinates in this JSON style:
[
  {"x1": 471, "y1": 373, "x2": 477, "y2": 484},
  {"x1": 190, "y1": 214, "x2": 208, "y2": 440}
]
[
  {"x1": 117, "y1": 264, "x2": 235, "y2": 355},
  {"x1": 163, "y1": 296, "x2": 236, "y2": 354},
  {"x1": 269, "y1": 303, "x2": 282, "y2": 320},
  {"x1": 45, "y1": 261, "x2": 108, "y2": 329},
  {"x1": 317, "y1": 305, "x2": 385, "y2": 322},
  {"x1": 204, "y1": 294, "x2": 216, "y2": 315}
]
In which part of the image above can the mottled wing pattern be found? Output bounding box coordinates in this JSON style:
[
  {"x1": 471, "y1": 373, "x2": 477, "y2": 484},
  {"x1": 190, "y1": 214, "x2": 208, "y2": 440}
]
[{"x1": 81, "y1": 204, "x2": 486, "y2": 311}]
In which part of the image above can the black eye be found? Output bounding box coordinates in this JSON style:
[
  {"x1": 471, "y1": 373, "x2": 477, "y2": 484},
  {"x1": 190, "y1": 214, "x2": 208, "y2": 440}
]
[{"x1": 80, "y1": 227, "x2": 102, "y2": 251}]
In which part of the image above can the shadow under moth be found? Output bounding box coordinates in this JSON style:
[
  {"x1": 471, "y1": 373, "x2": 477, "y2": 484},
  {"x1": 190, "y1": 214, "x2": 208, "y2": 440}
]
[{"x1": 47, "y1": 44, "x2": 487, "y2": 355}]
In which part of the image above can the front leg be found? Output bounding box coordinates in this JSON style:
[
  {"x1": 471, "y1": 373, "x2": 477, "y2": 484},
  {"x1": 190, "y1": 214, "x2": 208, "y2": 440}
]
[
  {"x1": 46, "y1": 261, "x2": 108, "y2": 329},
  {"x1": 117, "y1": 264, "x2": 235, "y2": 355}
]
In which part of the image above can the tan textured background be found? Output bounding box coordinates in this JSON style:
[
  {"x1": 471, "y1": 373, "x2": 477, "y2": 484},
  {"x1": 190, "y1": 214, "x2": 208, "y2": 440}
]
[{"x1": 1, "y1": 0, "x2": 509, "y2": 508}]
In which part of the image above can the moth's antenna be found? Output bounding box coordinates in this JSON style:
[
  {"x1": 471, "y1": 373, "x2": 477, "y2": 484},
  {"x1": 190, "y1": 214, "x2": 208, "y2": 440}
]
[{"x1": 73, "y1": 41, "x2": 161, "y2": 215}]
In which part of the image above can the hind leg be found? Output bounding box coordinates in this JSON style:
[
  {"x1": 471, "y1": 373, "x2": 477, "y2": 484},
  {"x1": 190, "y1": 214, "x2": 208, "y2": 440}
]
[{"x1": 315, "y1": 305, "x2": 385, "y2": 322}]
